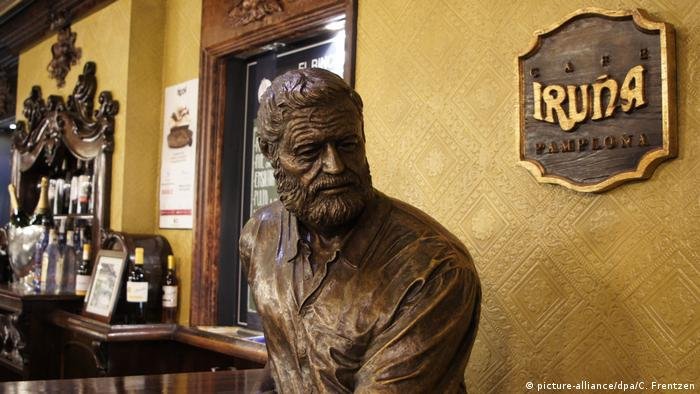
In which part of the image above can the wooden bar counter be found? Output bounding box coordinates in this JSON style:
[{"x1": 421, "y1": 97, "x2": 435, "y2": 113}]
[
  {"x1": 49, "y1": 310, "x2": 266, "y2": 378},
  {"x1": 0, "y1": 285, "x2": 267, "y2": 381},
  {"x1": 0, "y1": 368, "x2": 267, "y2": 393}
]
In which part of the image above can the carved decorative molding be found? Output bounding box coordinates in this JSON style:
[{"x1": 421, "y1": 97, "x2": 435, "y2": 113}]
[
  {"x1": 518, "y1": 8, "x2": 676, "y2": 193},
  {"x1": 195, "y1": 0, "x2": 355, "y2": 325},
  {"x1": 47, "y1": 11, "x2": 82, "y2": 88},
  {"x1": 13, "y1": 61, "x2": 119, "y2": 169},
  {"x1": 228, "y1": 0, "x2": 285, "y2": 26},
  {"x1": 0, "y1": 69, "x2": 15, "y2": 118}
]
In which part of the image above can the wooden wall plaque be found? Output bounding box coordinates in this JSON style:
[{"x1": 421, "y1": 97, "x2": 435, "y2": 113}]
[{"x1": 518, "y1": 8, "x2": 676, "y2": 193}]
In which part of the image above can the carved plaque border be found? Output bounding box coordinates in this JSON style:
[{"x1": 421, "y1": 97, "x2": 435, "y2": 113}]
[{"x1": 518, "y1": 8, "x2": 676, "y2": 193}]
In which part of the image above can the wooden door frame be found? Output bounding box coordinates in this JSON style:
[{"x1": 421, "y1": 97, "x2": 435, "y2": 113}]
[{"x1": 190, "y1": 0, "x2": 357, "y2": 325}]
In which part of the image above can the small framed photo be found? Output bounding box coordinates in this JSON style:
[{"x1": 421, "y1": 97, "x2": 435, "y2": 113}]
[{"x1": 82, "y1": 249, "x2": 128, "y2": 323}]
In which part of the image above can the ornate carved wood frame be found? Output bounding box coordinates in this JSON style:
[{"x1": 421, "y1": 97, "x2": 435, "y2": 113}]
[
  {"x1": 191, "y1": 0, "x2": 357, "y2": 325},
  {"x1": 517, "y1": 8, "x2": 677, "y2": 193},
  {"x1": 12, "y1": 61, "x2": 119, "y2": 246}
]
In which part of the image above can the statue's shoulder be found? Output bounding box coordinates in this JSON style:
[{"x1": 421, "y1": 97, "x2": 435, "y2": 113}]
[
  {"x1": 248, "y1": 200, "x2": 286, "y2": 226},
  {"x1": 239, "y1": 201, "x2": 286, "y2": 252},
  {"x1": 379, "y1": 193, "x2": 473, "y2": 264}
]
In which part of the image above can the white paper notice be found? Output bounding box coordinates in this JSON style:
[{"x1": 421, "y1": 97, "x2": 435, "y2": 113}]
[{"x1": 159, "y1": 79, "x2": 198, "y2": 229}]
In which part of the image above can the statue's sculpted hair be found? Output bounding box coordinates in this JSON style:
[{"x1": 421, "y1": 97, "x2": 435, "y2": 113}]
[{"x1": 256, "y1": 68, "x2": 363, "y2": 160}]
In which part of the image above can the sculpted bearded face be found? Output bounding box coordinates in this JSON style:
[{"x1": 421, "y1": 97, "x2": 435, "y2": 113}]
[
  {"x1": 257, "y1": 69, "x2": 374, "y2": 229},
  {"x1": 273, "y1": 100, "x2": 373, "y2": 228}
]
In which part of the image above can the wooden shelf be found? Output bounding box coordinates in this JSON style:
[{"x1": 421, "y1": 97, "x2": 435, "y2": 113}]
[
  {"x1": 175, "y1": 326, "x2": 267, "y2": 365},
  {"x1": 0, "y1": 284, "x2": 84, "y2": 313},
  {"x1": 48, "y1": 310, "x2": 268, "y2": 365},
  {"x1": 0, "y1": 369, "x2": 268, "y2": 392},
  {"x1": 49, "y1": 309, "x2": 176, "y2": 342},
  {"x1": 53, "y1": 214, "x2": 94, "y2": 220},
  {"x1": 0, "y1": 353, "x2": 23, "y2": 375}
]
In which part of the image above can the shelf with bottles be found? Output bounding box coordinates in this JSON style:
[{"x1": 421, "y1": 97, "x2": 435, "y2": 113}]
[
  {"x1": 5, "y1": 176, "x2": 95, "y2": 294},
  {"x1": 101, "y1": 231, "x2": 175, "y2": 325},
  {"x1": 8, "y1": 61, "x2": 118, "y2": 255}
]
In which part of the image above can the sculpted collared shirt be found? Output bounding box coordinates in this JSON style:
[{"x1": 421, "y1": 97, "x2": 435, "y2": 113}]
[{"x1": 239, "y1": 191, "x2": 481, "y2": 393}]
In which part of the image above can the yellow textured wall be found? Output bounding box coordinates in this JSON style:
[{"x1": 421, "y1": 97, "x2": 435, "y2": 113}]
[
  {"x1": 356, "y1": 1, "x2": 699, "y2": 391},
  {"x1": 121, "y1": 0, "x2": 165, "y2": 233},
  {"x1": 155, "y1": 0, "x2": 202, "y2": 325}
]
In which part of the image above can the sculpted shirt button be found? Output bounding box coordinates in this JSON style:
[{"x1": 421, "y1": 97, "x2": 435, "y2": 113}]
[{"x1": 300, "y1": 305, "x2": 312, "y2": 317}]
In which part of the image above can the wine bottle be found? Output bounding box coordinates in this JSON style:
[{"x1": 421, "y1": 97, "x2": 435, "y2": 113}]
[
  {"x1": 78, "y1": 161, "x2": 92, "y2": 215},
  {"x1": 40, "y1": 229, "x2": 61, "y2": 292},
  {"x1": 162, "y1": 255, "x2": 178, "y2": 323},
  {"x1": 75, "y1": 243, "x2": 91, "y2": 296},
  {"x1": 48, "y1": 179, "x2": 57, "y2": 215},
  {"x1": 7, "y1": 184, "x2": 29, "y2": 227},
  {"x1": 62, "y1": 171, "x2": 72, "y2": 216},
  {"x1": 31, "y1": 177, "x2": 53, "y2": 291},
  {"x1": 126, "y1": 247, "x2": 148, "y2": 324},
  {"x1": 54, "y1": 219, "x2": 67, "y2": 290},
  {"x1": 32, "y1": 226, "x2": 49, "y2": 291},
  {"x1": 31, "y1": 177, "x2": 54, "y2": 227},
  {"x1": 62, "y1": 220, "x2": 77, "y2": 292},
  {"x1": 53, "y1": 178, "x2": 65, "y2": 215},
  {"x1": 69, "y1": 161, "x2": 82, "y2": 215}
]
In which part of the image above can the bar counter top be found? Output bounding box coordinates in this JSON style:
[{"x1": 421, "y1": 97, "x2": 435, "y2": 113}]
[{"x1": 0, "y1": 369, "x2": 267, "y2": 393}]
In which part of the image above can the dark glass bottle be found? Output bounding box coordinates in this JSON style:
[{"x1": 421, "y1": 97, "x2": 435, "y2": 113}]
[
  {"x1": 75, "y1": 244, "x2": 91, "y2": 296},
  {"x1": 7, "y1": 184, "x2": 29, "y2": 227},
  {"x1": 69, "y1": 160, "x2": 83, "y2": 215},
  {"x1": 126, "y1": 247, "x2": 148, "y2": 324},
  {"x1": 31, "y1": 178, "x2": 53, "y2": 291},
  {"x1": 31, "y1": 177, "x2": 54, "y2": 228},
  {"x1": 63, "y1": 227, "x2": 77, "y2": 292},
  {"x1": 78, "y1": 160, "x2": 92, "y2": 215},
  {"x1": 161, "y1": 255, "x2": 178, "y2": 323}
]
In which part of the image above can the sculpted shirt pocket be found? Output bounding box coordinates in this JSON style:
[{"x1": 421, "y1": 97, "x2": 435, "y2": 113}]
[{"x1": 306, "y1": 323, "x2": 368, "y2": 392}]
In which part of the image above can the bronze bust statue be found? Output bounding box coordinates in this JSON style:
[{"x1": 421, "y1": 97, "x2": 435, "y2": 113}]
[{"x1": 240, "y1": 68, "x2": 481, "y2": 393}]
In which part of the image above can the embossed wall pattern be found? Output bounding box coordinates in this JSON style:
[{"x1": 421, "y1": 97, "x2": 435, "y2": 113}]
[{"x1": 355, "y1": 1, "x2": 699, "y2": 392}]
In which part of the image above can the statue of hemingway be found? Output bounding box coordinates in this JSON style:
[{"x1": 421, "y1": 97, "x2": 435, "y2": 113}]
[{"x1": 240, "y1": 68, "x2": 481, "y2": 393}]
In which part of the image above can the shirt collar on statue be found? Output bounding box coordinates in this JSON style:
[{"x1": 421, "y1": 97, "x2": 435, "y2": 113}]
[{"x1": 277, "y1": 189, "x2": 392, "y2": 269}]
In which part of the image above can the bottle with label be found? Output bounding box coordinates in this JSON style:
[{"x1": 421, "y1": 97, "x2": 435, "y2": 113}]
[
  {"x1": 69, "y1": 160, "x2": 83, "y2": 215},
  {"x1": 53, "y1": 178, "x2": 65, "y2": 215},
  {"x1": 162, "y1": 255, "x2": 178, "y2": 323},
  {"x1": 78, "y1": 161, "x2": 92, "y2": 215},
  {"x1": 62, "y1": 227, "x2": 77, "y2": 292},
  {"x1": 31, "y1": 177, "x2": 54, "y2": 228},
  {"x1": 126, "y1": 247, "x2": 148, "y2": 324},
  {"x1": 54, "y1": 219, "x2": 67, "y2": 290},
  {"x1": 75, "y1": 243, "x2": 91, "y2": 296},
  {"x1": 32, "y1": 228, "x2": 49, "y2": 291},
  {"x1": 31, "y1": 177, "x2": 52, "y2": 291},
  {"x1": 62, "y1": 174, "x2": 71, "y2": 216},
  {"x1": 7, "y1": 184, "x2": 29, "y2": 227},
  {"x1": 40, "y1": 229, "x2": 62, "y2": 292},
  {"x1": 48, "y1": 179, "x2": 57, "y2": 215}
]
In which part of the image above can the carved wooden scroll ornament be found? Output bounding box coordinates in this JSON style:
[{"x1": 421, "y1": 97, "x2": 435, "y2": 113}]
[
  {"x1": 228, "y1": 0, "x2": 285, "y2": 25},
  {"x1": 47, "y1": 11, "x2": 82, "y2": 88},
  {"x1": 13, "y1": 61, "x2": 119, "y2": 171}
]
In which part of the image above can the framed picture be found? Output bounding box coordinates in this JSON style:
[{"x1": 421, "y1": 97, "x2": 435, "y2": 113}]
[{"x1": 82, "y1": 249, "x2": 128, "y2": 323}]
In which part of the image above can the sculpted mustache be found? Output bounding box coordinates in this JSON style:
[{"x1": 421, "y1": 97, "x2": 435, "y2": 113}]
[{"x1": 309, "y1": 173, "x2": 359, "y2": 196}]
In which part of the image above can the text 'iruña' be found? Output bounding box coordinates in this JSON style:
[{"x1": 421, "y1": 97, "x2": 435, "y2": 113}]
[{"x1": 532, "y1": 65, "x2": 646, "y2": 131}]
